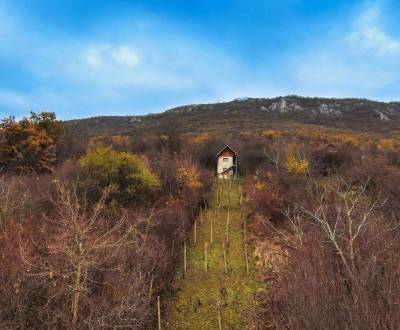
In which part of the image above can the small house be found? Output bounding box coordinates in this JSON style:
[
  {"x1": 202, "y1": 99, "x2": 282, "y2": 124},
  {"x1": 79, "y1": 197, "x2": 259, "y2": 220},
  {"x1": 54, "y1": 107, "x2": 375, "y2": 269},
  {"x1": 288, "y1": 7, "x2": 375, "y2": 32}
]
[{"x1": 216, "y1": 145, "x2": 238, "y2": 179}]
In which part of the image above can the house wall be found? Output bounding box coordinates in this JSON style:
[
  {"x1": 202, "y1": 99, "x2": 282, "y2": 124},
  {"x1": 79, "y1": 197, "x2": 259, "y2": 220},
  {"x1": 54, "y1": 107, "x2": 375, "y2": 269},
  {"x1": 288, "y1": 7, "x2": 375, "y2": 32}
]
[{"x1": 217, "y1": 155, "x2": 234, "y2": 175}]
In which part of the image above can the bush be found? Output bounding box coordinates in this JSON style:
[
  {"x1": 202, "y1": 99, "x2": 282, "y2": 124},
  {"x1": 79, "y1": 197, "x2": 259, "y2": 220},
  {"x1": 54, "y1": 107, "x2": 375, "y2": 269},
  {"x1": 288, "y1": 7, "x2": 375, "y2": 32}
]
[
  {"x1": 286, "y1": 148, "x2": 308, "y2": 174},
  {"x1": 78, "y1": 147, "x2": 160, "y2": 205}
]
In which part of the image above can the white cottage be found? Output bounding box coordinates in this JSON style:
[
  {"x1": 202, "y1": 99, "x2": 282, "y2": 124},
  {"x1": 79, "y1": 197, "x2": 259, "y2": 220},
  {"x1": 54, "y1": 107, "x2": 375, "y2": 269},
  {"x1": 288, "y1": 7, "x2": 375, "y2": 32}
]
[{"x1": 216, "y1": 145, "x2": 238, "y2": 179}]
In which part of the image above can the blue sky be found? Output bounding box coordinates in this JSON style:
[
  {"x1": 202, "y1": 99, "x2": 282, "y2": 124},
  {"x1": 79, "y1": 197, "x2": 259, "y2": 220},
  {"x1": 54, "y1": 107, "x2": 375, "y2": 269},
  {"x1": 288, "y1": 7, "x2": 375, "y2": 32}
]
[{"x1": 1, "y1": 0, "x2": 400, "y2": 119}]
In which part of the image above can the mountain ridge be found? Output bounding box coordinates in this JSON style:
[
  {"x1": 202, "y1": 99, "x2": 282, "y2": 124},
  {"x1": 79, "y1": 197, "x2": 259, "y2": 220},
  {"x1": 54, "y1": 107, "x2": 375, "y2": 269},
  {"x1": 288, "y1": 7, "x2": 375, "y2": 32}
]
[{"x1": 64, "y1": 96, "x2": 400, "y2": 139}]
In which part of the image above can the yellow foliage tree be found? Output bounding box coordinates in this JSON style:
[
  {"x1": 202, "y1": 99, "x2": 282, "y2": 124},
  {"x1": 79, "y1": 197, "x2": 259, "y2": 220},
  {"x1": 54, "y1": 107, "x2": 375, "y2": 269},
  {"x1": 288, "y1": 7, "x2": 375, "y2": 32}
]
[
  {"x1": 79, "y1": 147, "x2": 160, "y2": 204},
  {"x1": 377, "y1": 138, "x2": 399, "y2": 152},
  {"x1": 263, "y1": 129, "x2": 282, "y2": 140},
  {"x1": 176, "y1": 161, "x2": 202, "y2": 190},
  {"x1": 286, "y1": 149, "x2": 309, "y2": 174}
]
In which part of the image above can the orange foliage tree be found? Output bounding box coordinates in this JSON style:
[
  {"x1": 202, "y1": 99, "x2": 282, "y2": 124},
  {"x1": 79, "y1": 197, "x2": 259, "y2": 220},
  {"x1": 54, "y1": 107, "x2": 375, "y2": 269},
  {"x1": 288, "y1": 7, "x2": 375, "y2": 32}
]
[
  {"x1": 176, "y1": 160, "x2": 203, "y2": 190},
  {"x1": 0, "y1": 112, "x2": 63, "y2": 173}
]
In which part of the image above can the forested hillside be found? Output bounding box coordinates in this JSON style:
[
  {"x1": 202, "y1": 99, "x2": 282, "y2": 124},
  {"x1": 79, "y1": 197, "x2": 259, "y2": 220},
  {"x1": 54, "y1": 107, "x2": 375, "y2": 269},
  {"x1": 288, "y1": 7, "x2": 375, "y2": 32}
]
[{"x1": 1, "y1": 101, "x2": 400, "y2": 328}]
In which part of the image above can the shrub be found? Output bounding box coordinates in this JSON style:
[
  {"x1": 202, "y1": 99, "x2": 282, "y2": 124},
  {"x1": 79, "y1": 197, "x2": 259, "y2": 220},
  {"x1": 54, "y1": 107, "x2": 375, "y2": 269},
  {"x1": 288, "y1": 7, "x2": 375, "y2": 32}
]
[
  {"x1": 286, "y1": 148, "x2": 308, "y2": 174},
  {"x1": 78, "y1": 147, "x2": 160, "y2": 205}
]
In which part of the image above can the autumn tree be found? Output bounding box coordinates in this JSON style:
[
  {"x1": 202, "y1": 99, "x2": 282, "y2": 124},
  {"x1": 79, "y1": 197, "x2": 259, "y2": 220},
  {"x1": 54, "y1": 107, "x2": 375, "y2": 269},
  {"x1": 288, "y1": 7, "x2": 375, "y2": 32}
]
[
  {"x1": 78, "y1": 146, "x2": 160, "y2": 205},
  {"x1": 286, "y1": 146, "x2": 309, "y2": 174},
  {"x1": 0, "y1": 112, "x2": 63, "y2": 173},
  {"x1": 176, "y1": 160, "x2": 203, "y2": 191}
]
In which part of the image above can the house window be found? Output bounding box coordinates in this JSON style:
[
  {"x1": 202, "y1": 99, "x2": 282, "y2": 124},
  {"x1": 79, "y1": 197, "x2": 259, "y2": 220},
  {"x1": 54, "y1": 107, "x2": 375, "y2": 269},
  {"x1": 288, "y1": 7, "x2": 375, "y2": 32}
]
[{"x1": 223, "y1": 157, "x2": 229, "y2": 162}]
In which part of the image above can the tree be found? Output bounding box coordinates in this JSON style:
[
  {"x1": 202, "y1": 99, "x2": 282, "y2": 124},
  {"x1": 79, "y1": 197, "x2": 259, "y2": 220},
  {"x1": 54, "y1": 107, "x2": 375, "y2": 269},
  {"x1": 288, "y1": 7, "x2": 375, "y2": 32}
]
[
  {"x1": 286, "y1": 146, "x2": 309, "y2": 174},
  {"x1": 19, "y1": 181, "x2": 154, "y2": 328},
  {"x1": 78, "y1": 147, "x2": 160, "y2": 205},
  {"x1": 0, "y1": 112, "x2": 62, "y2": 173},
  {"x1": 176, "y1": 160, "x2": 203, "y2": 191}
]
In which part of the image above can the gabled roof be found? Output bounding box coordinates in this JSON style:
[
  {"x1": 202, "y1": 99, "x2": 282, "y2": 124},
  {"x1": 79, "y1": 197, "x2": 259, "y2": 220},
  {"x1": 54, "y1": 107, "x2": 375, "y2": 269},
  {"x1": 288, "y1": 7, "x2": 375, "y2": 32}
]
[{"x1": 216, "y1": 145, "x2": 238, "y2": 157}]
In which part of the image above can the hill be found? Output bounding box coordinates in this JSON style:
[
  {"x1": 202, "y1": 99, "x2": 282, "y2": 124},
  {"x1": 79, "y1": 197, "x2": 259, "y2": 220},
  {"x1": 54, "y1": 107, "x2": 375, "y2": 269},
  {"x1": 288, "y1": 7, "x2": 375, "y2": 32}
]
[{"x1": 64, "y1": 96, "x2": 400, "y2": 140}]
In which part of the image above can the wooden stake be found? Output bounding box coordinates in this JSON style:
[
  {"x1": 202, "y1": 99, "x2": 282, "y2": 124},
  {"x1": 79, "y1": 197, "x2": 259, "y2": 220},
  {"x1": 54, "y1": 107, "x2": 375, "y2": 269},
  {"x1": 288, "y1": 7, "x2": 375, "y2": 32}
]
[
  {"x1": 200, "y1": 208, "x2": 203, "y2": 224},
  {"x1": 226, "y1": 206, "x2": 230, "y2": 243},
  {"x1": 194, "y1": 219, "x2": 197, "y2": 244},
  {"x1": 244, "y1": 243, "x2": 249, "y2": 275},
  {"x1": 183, "y1": 241, "x2": 187, "y2": 275},
  {"x1": 203, "y1": 193, "x2": 207, "y2": 210},
  {"x1": 243, "y1": 215, "x2": 247, "y2": 241},
  {"x1": 210, "y1": 216, "x2": 213, "y2": 245},
  {"x1": 239, "y1": 186, "x2": 243, "y2": 206},
  {"x1": 205, "y1": 242, "x2": 208, "y2": 273},
  {"x1": 223, "y1": 242, "x2": 227, "y2": 274},
  {"x1": 157, "y1": 295, "x2": 161, "y2": 330},
  {"x1": 218, "y1": 301, "x2": 222, "y2": 330}
]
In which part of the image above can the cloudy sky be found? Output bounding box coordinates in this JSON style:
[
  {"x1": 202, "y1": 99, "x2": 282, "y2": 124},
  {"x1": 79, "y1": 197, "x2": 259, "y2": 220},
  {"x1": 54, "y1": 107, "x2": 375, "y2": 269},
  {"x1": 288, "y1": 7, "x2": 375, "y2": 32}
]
[{"x1": 1, "y1": 0, "x2": 400, "y2": 119}]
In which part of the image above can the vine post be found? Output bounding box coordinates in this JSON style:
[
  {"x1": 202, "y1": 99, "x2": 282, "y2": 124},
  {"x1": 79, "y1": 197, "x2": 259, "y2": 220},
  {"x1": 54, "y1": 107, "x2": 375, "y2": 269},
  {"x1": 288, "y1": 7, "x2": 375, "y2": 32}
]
[{"x1": 205, "y1": 242, "x2": 208, "y2": 273}]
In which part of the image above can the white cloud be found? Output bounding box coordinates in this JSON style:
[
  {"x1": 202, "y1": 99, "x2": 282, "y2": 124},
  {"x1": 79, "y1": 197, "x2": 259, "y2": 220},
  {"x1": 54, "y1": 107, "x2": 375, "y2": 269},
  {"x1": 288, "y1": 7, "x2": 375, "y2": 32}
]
[
  {"x1": 84, "y1": 44, "x2": 140, "y2": 68},
  {"x1": 85, "y1": 46, "x2": 106, "y2": 67},
  {"x1": 289, "y1": 1, "x2": 400, "y2": 99},
  {"x1": 344, "y1": 2, "x2": 400, "y2": 56},
  {"x1": 111, "y1": 46, "x2": 140, "y2": 67}
]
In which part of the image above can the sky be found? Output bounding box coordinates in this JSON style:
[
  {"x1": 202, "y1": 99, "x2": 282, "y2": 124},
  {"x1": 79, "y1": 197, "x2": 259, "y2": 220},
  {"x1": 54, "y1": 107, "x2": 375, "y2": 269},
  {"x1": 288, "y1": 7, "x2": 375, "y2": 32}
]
[{"x1": 1, "y1": 0, "x2": 400, "y2": 119}]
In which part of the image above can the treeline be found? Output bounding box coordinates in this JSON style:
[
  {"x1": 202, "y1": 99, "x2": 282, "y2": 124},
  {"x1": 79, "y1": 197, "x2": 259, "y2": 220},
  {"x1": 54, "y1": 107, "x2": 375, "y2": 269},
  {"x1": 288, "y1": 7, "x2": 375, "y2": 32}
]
[
  {"x1": 242, "y1": 130, "x2": 400, "y2": 328},
  {"x1": 0, "y1": 112, "x2": 213, "y2": 328}
]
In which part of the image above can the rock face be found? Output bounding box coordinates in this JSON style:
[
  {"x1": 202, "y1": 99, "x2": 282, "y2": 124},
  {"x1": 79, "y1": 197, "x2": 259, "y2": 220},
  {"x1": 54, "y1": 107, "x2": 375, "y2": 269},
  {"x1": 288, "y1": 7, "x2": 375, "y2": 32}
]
[
  {"x1": 267, "y1": 98, "x2": 303, "y2": 113},
  {"x1": 375, "y1": 110, "x2": 390, "y2": 121},
  {"x1": 262, "y1": 97, "x2": 346, "y2": 116},
  {"x1": 260, "y1": 97, "x2": 394, "y2": 121},
  {"x1": 163, "y1": 95, "x2": 398, "y2": 123}
]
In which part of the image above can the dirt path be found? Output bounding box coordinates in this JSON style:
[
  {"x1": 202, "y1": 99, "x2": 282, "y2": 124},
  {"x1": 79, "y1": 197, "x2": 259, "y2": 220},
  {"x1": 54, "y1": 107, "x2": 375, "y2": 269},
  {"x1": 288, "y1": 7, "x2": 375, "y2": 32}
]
[{"x1": 163, "y1": 180, "x2": 261, "y2": 329}]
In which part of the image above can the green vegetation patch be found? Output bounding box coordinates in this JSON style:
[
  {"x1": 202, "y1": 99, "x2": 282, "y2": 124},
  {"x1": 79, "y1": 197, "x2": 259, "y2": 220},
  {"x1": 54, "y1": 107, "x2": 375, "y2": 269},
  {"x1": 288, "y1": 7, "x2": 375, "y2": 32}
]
[{"x1": 163, "y1": 181, "x2": 263, "y2": 330}]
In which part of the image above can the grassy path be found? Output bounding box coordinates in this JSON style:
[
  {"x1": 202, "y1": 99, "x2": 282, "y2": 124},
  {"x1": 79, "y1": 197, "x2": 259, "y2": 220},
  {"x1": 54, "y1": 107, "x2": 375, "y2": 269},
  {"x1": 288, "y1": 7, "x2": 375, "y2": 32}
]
[{"x1": 163, "y1": 181, "x2": 261, "y2": 329}]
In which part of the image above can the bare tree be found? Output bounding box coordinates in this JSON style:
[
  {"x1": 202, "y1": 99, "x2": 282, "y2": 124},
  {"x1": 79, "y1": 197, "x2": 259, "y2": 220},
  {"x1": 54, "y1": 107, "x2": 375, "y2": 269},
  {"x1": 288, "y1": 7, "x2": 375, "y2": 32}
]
[
  {"x1": 296, "y1": 178, "x2": 392, "y2": 279},
  {"x1": 264, "y1": 140, "x2": 286, "y2": 173},
  {"x1": 20, "y1": 181, "x2": 153, "y2": 328}
]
